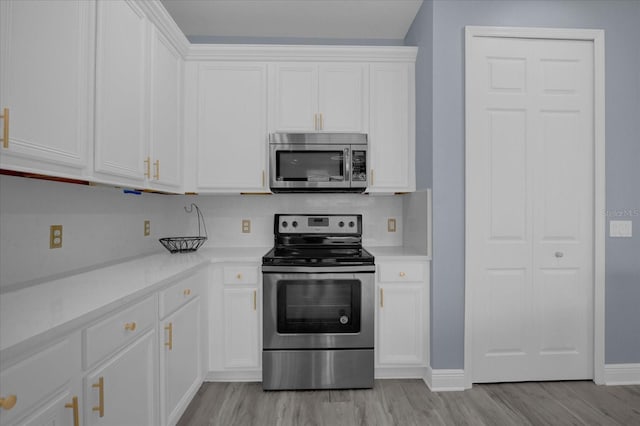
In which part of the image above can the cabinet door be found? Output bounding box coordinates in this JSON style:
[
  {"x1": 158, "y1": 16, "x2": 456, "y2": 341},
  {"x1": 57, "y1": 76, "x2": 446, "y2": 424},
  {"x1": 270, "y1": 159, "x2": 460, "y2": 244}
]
[
  {"x1": 148, "y1": 27, "x2": 182, "y2": 191},
  {"x1": 196, "y1": 63, "x2": 268, "y2": 192},
  {"x1": 19, "y1": 390, "x2": 80, "y2": 426},
  {"x1": 85, "y1": 330, "x2": 156, "y2": 426},
  {"x1": 160, "y1": 297, "x2": 201, "y2": 426},
  {"x1": 369, "y1": 63, "x2": 415, "y2": 192},
  {"x1": 272, "y1": 63, "x2": 318, "y2": 132},
  {"x1": 94, "y1": 0, "x2": 147, "y2": 184},
  {"x1": 377, "y1": 283, "x2": 425, "y2": 365},
  {"x1": 0, "y1": 0, "x2": 93, "y2": 176},
  {"x1": 318, "y1": 63, "x2": 367, "y2": 132},
  {"x1": 222, "y1": 287, "x2": 260, "y2": 369}
]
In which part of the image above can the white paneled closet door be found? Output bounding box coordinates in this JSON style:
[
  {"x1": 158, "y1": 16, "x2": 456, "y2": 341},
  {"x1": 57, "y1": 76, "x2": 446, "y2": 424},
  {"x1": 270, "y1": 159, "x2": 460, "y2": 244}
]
[{"x1": 467, "y1": 35, "x2": 595, "y2": 382}]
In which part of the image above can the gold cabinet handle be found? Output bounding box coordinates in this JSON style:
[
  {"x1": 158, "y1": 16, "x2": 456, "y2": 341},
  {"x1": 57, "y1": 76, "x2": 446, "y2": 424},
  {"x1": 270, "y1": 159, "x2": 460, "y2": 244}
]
[
  {"x1": 1, "y1": 108, "x2": 8, "y2": 148},
  {"x1": 153, "y1": 160, "x2": 160, "y2": 180},
  {"x1": 314, "y1": 113, "x2": 318, "y2": 130},
  {"x1": 399, "y1": 272, "x2": 406, "y2": 278},
  {"x1": 165, "y1": 322, "x2": 173, "y2": 350},
  {"x1": 124, "y1": 322, "x2": 136, "y2": 331},
  {"x1": 0, "y1": 394, "x2": 17, "y2": 410},
  {"x1": 380, "y1": 288, "x2": 384, "y2": 308},
  {"x1": 92, "y1": 377, "x2": 104, "y2": 417},
  {"x1": 183, "y1": 288, "x2": 191, "y2": 296},
  {"x1": 319, "y1": 113, "x2": 324, "y2": 130},
  {"x1": 262, "y1": 170, "x2": 265, "y2": 188},
  {"x1": 65, "y1": 396, "x2": 80, "y2": 426},
  {"x1": 236, "y1": 273, "x2": 242, "y2": 280},
  {"x1": 144, "y1": 157, "x2": 151, "y2": 178},
  {"x1": 253, "y1": 290, "x2": 257, "y2": 311}
]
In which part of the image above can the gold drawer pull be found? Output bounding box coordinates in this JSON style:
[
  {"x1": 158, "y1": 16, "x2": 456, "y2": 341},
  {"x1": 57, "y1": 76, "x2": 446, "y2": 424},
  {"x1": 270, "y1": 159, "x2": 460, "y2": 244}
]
[
  {"x1": 399, "y1": 272, "x2": 406, "y2": 277},
  {"x1": 165, "y1": 322, "x2": 173, "y2": 350},
  {"x1": 124, "y1": 322, "x2": 137, "y2": 331},
  {"x1": 65, "y1": 396, "x2": 80, "y2": 426},
  {"x1": 1, "y1": 108, "x2": 9, "y2": 148},
  {"x1": 92, "y1": 376, "x2": 104, "y2": 417},
  {"x1": 0, "y1": 394, "x2": 17, "y2": 410},
  {"x1": 184, "y1": 288, "x2": 191, "y2": 296}
]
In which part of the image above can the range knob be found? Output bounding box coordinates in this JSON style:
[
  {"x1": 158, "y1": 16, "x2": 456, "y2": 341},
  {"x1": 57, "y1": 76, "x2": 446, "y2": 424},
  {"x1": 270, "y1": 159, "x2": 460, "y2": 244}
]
[
  {"x1": 348, "y1": 221, "x2": 355, "y2": 228},
  {"x1": 282, "y1": 221, "x2": 288, "y2": 228},
  {"x1": 292, "y1": 221, "x2": 298, "y2": 228},
  {"x1": 339, "y1": 221, "x2": 345, "y2": 227}
]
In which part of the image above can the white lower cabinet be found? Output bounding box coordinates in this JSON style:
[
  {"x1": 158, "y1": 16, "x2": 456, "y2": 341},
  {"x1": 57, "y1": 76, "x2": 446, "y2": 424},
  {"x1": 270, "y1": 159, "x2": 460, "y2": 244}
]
[
  {"x1": 0, "y1": 334, "x2": 82, "y2": 426},
  {"x1": 84, "y1": 329, "x2": 157, "y2": 426},
  {"x1": 376, "y1": 260, "x2": 429, "y2": 377},
  {"x1": 158, "y1": 271, "x2": 205, "y2": 426},
  {"x1": 209, "y1": 264, "x2": 261, "y2": 379}
]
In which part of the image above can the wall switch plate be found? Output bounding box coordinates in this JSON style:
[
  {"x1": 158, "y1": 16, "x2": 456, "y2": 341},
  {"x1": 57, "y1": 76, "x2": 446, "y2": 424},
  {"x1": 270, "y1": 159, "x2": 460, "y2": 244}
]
[
  {"x1": 144, "y1": 220, "x2": 150, "y2": 236},
  {"x1": 387, "y1": 218, "x2": 397, "y2": 232},
  {"x1": 242, "y1": 219, "x2": 251, "y2": 233},
  {"x1": 50, "y1": 225, "x2": 63, "y2": 249},
  {"x1": 610, "y1": 220, "x2": 632, "y2": 237}
]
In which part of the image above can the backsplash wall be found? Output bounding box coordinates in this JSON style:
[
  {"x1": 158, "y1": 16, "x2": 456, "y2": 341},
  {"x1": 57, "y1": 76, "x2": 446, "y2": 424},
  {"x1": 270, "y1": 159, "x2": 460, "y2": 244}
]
[
  {"x1": 173, "y1": 193, "x2": 404, "y2": 248},
  {"x1": 1, "y1": 176, "x2": 407, "y2": 289}
]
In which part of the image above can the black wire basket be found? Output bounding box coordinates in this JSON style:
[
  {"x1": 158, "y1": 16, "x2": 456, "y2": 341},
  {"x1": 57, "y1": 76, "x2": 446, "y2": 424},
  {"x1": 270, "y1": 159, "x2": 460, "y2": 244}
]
[{"x1": 159, "y1": 204, "x2": 208, "y2": 253}]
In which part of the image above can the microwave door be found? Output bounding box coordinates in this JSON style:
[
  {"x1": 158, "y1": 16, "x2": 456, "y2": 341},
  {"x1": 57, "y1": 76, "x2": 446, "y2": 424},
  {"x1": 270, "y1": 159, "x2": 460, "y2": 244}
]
[{"x1": 271, "y1": 144, "x2": 349, "y2": 189}]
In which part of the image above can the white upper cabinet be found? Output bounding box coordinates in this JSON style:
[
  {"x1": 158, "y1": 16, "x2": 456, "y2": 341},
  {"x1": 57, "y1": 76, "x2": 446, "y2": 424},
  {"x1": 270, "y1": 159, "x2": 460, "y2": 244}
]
[
  {"x1": 191, "y1": 62, "x2": 268, "y2": 192},
  {"x1": 93, "y1": 0, "x2": 148, "y2": 186},
  {"x1": 271, "y1": 63, "x2": 367, "y2": 133},
  {"x1": 368, "y1": 63, "x2": 416, "y2": 193},
  {"x1": 0, "y1": 0, "x2": 94, "y2": 178},
  {"x1": 148, "y1": 26, "x2": 182, "y2": 191}
]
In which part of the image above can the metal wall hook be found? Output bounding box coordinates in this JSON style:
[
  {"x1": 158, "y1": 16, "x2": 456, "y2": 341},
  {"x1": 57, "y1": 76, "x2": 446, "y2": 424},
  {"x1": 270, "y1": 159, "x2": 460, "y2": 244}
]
[{"x1": 184, "y1": 203, "x2": 208, "y2": 238}]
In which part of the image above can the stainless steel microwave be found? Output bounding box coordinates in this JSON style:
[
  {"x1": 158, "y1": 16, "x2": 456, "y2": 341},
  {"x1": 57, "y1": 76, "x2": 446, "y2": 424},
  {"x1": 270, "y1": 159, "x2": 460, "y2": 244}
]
[{"x1": 269, "y1": 133, "x2": 368, "y2": 193}]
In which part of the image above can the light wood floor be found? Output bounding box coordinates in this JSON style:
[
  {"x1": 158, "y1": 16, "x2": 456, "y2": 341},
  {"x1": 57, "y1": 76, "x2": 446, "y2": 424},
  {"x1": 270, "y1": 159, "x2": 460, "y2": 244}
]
[{"x1": 176, "y1": 379, "x2": 640, "y2": 426}]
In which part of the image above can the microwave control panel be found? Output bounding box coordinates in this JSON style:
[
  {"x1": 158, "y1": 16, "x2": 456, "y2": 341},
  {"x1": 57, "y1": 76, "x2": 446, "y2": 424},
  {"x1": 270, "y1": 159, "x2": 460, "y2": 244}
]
[{"x1": 351, "y1": 150, "x2": 367, "y2": 182}]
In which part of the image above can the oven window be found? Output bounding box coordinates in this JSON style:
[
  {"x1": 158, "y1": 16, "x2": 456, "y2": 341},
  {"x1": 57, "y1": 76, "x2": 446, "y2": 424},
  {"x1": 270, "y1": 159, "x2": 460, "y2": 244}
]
[
  {"x1": 276, "y1": 151, "x2": 344, "y2": 182},
  {"x1": 277, "y1": 279, "x2": 361, "y2": 334}
]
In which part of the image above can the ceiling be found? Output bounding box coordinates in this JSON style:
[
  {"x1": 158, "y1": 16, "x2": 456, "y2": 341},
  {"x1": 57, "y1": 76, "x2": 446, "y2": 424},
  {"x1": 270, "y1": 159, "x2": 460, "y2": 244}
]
[{"x1": 160, "y1": 0, "x2": 423, "y2": 41}]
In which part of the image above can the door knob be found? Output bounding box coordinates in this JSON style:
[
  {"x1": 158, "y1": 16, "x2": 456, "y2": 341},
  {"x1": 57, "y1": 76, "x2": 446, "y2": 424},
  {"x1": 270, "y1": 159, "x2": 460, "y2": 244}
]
[{"x1": 555, "y1": 251, "x2": 564, "y2": 258}]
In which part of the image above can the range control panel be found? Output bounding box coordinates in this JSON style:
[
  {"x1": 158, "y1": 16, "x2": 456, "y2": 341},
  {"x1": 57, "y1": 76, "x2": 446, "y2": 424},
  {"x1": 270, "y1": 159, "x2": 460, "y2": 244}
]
[{"x1": 276, "y1": 214, "x2": 362, "y2": 234}]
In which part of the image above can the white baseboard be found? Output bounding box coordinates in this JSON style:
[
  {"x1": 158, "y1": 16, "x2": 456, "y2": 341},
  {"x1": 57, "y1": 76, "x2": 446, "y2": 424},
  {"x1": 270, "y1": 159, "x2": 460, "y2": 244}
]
[
  {"x1": 424, "y1": 367, "x2": 467, "y2": 391},
  {"x1": 205, "y1": 370, "x2": 261, "y2": 382},
  {"x1": 375, "y1": 366, "x2": 427, "y2": 379},
  {"x1": 604, "y1": 363, "x2": 640, "y2": 385}
]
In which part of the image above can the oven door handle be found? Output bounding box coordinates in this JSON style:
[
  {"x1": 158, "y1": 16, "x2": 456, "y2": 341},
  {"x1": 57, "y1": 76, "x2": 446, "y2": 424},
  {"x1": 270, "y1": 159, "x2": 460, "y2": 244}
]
[{"x1": 262, "y1": 265, "x2": 375, "y2": 273}]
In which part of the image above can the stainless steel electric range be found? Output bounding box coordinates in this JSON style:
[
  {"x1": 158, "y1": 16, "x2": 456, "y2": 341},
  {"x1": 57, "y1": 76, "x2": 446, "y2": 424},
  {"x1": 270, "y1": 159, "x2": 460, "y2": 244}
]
[{"x1": 262, "y1": 214, "x2": 375, "y2": 390}]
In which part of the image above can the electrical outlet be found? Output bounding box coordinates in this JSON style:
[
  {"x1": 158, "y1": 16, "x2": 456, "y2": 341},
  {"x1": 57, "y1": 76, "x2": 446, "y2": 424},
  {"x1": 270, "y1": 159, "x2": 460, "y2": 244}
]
[
  {"x1": 242, "y1": 219, "x2": 251, "y2": 233},
  {"x1": 50, "y1": 225, "x2": 63, "y2": 249},
  {"x1": 144, "y1": 220, "x2": 150, "y2": 236},
  {"x1": 387, "y1": 218, "x2": 397, "y2": 232}
]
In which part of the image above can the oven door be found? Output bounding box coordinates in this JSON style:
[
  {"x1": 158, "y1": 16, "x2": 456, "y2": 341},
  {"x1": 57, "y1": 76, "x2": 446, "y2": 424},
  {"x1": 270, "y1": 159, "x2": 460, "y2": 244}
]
[
  {"x1": 269, "y1": 144, "x2": 351, "y2": 191},
  {"x1": 263, "y1": 271, "x2": 374, "y2": 350}
]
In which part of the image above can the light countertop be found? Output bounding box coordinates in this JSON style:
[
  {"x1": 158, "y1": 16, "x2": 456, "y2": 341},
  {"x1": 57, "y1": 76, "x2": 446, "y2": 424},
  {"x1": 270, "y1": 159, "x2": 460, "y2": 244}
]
[{"x1": 0, "y1": 245, "x2": 424, "y2": 353}]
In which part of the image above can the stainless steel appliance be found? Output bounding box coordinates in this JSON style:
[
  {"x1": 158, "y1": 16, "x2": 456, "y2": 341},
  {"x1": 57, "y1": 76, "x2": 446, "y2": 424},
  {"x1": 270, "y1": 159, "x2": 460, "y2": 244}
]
[
  {"x1": 268, "y1": 133, "x2": 368, "y2": 193},
  {"x1": 262, "y1": 214, "x2": 375, "y2": 390}
]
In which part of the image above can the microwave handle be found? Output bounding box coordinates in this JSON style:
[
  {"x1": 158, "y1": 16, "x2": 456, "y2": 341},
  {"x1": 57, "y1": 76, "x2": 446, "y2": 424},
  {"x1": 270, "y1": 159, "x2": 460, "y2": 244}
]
[{"x1": 344, "y1": 148, "x2": 350, "y2": 183}]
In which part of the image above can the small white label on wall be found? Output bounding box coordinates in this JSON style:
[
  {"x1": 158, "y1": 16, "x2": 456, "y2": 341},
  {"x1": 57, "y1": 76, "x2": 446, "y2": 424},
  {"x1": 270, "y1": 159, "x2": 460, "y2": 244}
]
[{"x1": 609, "y1": 220, "x2": 633, "y2": 237}]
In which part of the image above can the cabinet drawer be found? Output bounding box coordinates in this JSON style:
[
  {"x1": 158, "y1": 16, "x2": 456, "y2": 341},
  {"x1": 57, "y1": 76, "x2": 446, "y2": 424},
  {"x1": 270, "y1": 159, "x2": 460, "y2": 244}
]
[
  {"x1": 159, "y1": 273, "x2": 201, "y2": 318},
  {"x1": 84, "y1": 296, "x2": 156, "y2": 368},
  {"x1": 0, "y1": 337, "x2": 77, "y2": 425},
  {"x1": 223, "y1": 266, "x2": 258, "y2": 285},
  {"x1": 378, "y1": 262, "x2": 425, "y2": 282}
]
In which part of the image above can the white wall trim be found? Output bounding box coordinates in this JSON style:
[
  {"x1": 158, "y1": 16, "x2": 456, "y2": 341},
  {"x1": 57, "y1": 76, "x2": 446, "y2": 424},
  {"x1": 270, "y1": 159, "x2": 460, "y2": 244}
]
[
  {"x1": 463, "y1": 26, "x2": 606, "y2": 388},
  {"x1": 375, "y1": 366, "x2": 428, "y2": 379},
  {"x1": 424, "y1": 368, "x2": 466, "y2": 392},
  {"x1": 604, "y1": 364, "x2": 640, "y2": 386}
]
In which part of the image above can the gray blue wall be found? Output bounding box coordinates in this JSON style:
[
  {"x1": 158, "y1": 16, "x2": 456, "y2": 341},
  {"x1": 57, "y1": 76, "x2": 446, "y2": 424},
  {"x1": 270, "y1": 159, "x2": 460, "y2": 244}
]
[{"x1": 406, "y1": 0, "x2": 640, "y2": 368}]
